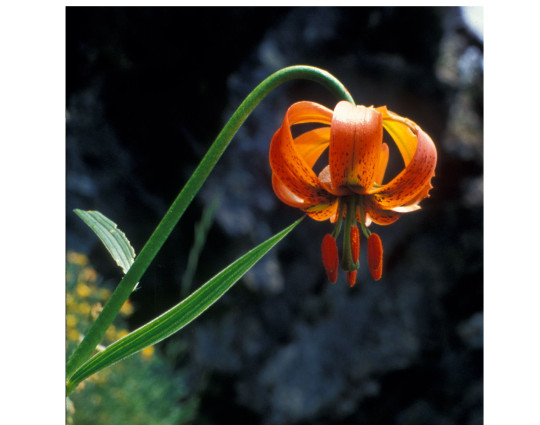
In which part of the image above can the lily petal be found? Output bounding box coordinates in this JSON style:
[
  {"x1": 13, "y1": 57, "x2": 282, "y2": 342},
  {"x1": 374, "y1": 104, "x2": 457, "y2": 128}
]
[
  {"x1": 294, "y1": 126, "x2": 331, "y2": 168},
  {"x1": 272, "y1": 174, "x2": 338, "y2": 221},
  {"x1": 370, "y1": 128, "x2": 437, "y2": 209},
  {"x1": 272, "y1": 174, "x2": 314, "y2": 208},
  {"x1": 373, "y1": 142, "x2": 389, "y2": 185},
  {"x1": 363, "y1": 196, "x2": 403, "y2": 225},
  {"x1": 376, "y1": 106, "x2": 418, "y2": 166},
  {"x1": 287, "y1": 101, "x2": 334, "y2": 125},
  {"x1": 269, "y1": 102, "x2": 333, "y2": 204},
  {"x1": 330, "y1": 102, "x2": 383, "y2": 192},
  {"x1": 318, "y1": 165, "x2": 351, "y2": 196},
  {"x1": 305, "y1": 200, "x2": 339, "y2": 221}
]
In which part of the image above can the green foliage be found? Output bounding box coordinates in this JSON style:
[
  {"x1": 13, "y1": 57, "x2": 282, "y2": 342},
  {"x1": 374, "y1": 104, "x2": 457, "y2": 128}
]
[
  {"x1": 66, "y1": 65, "x2": 352, "y2": 393},
  {"x1": 181, "y1": 195, "x2": 220, "y2": 297},
  {"x1": 74, "y1": 210, "x2": 136, "y2": 275},
  {"x1": 67, "y1": 353, "x2": 198, "y2": 425},
  {"x1": 66, "y1": 252, "x2": 199, "y2": 425},
  {"x1": 66, "y1": 217, "x2": 303, "y2": 394}
]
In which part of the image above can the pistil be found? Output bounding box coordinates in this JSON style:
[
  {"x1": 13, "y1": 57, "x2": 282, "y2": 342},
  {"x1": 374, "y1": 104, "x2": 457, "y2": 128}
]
[{"x1": 341, "y1": 195, "x2": 360, "y2": 273}]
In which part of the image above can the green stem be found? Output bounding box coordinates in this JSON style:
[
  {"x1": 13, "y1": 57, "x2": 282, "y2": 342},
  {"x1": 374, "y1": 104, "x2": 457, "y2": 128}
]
[
  {"x1": 66, "y1": 65, "x2": 354, "y2": 381},
  {"x1": 331, "y1": 199, "x2": 345, "y2": 239}
]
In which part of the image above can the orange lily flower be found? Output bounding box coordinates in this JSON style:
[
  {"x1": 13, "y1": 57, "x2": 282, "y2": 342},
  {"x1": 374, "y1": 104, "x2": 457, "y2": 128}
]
[{"x1": 269, "y1": 100, "x2": 437, "y2": 286}]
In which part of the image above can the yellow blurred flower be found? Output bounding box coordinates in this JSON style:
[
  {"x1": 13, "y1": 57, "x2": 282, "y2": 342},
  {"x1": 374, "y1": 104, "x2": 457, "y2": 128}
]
[
  {"x1": 66, "y1": 314, "x2": 78, "y2": 328},
  {"x1": 120, "y1": 299, "x2": 134, "y2": 316},
  {"x1": 67, "y1": 328, "x2": 81, "y2": 342},
  {"x1": 116, "y1": 329, "x2": 129, "y2": 339},
  {"x1": 98, "y1": 287, "x2": 111, "y2": 301},
  {"x1": 76, "y1": 282, "x2": 92, "y2": 298},
  {"x1": 67, "y1": 251, "x2": 88, "y2": 266},
  {"x1": 77, "y1": 302, "x2": 91, "y2": 316},
  {"x1": 67, "y1": 250, "x2": 154, "y2": 385},
  {"x1": 141, "y1": 345, "x2": 155, "y2": 360},
  {"x1": 105, "y1": 325, "x2": 117, "y2": 342},
  {"x1": 80, "y1": 266, "x2": 98, "y2": 283}
]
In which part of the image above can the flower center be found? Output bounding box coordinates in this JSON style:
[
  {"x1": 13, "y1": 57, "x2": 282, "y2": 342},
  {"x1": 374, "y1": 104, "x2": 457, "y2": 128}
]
[{"x1": 322, "y1": 194, "x2": 382, "y2": 286}]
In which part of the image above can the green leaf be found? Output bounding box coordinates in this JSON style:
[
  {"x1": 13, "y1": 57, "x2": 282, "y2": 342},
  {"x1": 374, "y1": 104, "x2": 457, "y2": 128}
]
[
  {"x1": 181, "y1": 195, "x2": 220, "y2": 297},
  {"x1": 74, "y1": 209, "x2": 136, "y2": 274},
  {"x1": 66, "y1": 66, "x2": 351, "y2": 382},
  {"x1": 66, "y1": 217, "x2": 303, "y2": 395}
]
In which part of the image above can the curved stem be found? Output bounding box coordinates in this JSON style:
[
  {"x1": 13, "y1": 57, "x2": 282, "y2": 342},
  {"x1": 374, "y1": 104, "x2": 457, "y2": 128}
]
[{"x1": 66, "y1": 65, "x2": 355, "y2": 381}]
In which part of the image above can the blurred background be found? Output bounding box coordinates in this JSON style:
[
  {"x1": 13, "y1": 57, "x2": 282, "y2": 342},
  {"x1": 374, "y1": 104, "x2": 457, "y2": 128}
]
[{"x1": 66, "y1": 6, "x2": 483, "y2": 425}]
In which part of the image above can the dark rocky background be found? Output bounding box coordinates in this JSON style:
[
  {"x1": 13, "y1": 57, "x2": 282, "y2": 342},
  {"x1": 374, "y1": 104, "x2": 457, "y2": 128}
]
[{"x1": 67, "y1": 7, "x2": 483, "y2": 425}]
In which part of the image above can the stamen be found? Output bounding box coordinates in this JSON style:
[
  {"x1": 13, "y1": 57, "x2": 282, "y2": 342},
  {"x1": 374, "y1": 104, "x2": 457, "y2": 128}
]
[
  {"x1": 346, "y1": 270, "x2": 357, "y2": 287},
  {"x1": 367, "y1": 233, "x2": 383, "y2": 280},
  {"x1": 321, "y1": 234, "x2": 339, "y2": 283},
  {"x1": 350, "y1": 225, "x2": 360, "y2": 263}
]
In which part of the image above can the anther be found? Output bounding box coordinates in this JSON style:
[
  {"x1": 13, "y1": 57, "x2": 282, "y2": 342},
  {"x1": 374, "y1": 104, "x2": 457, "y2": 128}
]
[
  {"x1": 367, "y1": 233, "x2": 383, "y2": 280},
  {"x1": 321, "y1": 234, "x2": 339, "y2": 283},
  {"x1": 346, "y1": 270, "x2": 357, "y2": 287},
  {"x1": 350, "y1": 225, "x2": 360, "y2": 264}
]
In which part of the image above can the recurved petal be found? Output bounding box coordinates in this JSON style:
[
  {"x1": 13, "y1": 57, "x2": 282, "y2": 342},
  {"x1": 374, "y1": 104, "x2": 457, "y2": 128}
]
[
  {"x1": 373, "y1": 142, "x2": 389, "y2": 186},
  {"x1": 270, "y1": 123, "x2": 333, "y2": 206},
  {"x1": 305, "y1": 200, "x2": 339, "y2": 221},
  {"x1": 376, "y1": 106, "x2": 419, "y2": 166},
  {"x1": 272, "y1": 174, "x2": 314, "y2": 208},
  {"x1": 366, "y1": 210, "x2": 402, "y2": 226},
  {"x1": 363, "y1": 196, "x2": 403, "y2": 225},
  {"x1": 269, "y1": 102, "x2": 333, "y2": 198},
  {"x1": 286, "y1": 101, "x2": 334, "y2": 125},
  {"x1": 370, "y1": 128, "x2": 437, "y2": 209},
  {"x1": 294, "y1": 126, "x2": 331, "y2": 168},
  {"x1": 272, "y1": 174, "x2": 338, "y2": 220},
  {"x1": 330, "y1": 102, "x2": 383, "y2": 191}
]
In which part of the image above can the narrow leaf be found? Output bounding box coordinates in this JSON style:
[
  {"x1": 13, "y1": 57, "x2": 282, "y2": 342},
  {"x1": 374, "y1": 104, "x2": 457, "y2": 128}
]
[
  {"x1": 66, "y1": 217, "x2": 303, "y2": 394},
  {"x1": 181, "y1": 195, "x2": 220, "y2": 297},
  {"x1": 74, "y1": 209, "x2": 136, "y2": 274}
]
